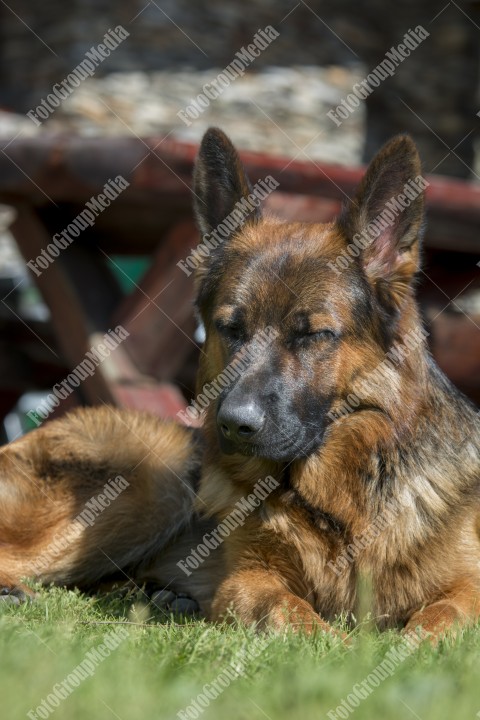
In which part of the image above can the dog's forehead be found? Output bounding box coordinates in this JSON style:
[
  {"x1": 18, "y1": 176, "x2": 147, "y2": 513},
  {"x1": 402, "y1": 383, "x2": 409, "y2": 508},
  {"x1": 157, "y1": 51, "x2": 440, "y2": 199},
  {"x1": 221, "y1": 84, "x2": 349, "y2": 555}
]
[{"x1": 216, "y1": 221, "x2": 365, "y2": 323}]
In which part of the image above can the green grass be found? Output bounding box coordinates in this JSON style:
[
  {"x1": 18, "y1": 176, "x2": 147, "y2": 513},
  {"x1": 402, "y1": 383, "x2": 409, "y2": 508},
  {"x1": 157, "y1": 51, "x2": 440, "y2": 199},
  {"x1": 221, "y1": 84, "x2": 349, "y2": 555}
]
[{"x1": 2, "y1": 586, "x2": 479, "y2": 720}]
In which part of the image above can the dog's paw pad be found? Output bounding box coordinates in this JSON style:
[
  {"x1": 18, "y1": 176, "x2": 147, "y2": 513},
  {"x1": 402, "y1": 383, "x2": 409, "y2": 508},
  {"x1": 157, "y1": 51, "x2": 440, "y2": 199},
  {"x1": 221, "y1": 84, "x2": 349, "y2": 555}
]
[
  {"x1": 169, "y1": 596, "x2": 200, "y2": 615},
  {"x1": 151, "y1": 590, "x2": 176, "y2": 608},
  {"x1": 150, "y1": 589, "x2": 199, "y2": 616}
]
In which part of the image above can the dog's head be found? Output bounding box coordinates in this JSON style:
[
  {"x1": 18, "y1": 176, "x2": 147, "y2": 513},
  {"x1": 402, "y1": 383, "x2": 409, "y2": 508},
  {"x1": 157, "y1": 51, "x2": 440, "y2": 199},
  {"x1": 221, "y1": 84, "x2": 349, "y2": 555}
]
[{"x1": 192, "y1": 128, "x2": 426, "y2": 462}]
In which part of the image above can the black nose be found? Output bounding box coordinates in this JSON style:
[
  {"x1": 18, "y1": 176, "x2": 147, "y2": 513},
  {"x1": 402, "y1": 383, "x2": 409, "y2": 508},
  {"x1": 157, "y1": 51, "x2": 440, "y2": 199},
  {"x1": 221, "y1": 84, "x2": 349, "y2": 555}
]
[{"x1": 217, "y1": 399, "x2": 265, "y2": 443}]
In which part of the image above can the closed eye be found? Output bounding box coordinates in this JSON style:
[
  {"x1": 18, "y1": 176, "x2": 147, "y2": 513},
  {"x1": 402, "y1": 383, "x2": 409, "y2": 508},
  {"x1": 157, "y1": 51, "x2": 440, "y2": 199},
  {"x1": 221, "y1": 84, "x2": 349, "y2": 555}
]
[
  {"x1": 215, "y1": 321, "x2": 244, "y2": 343},
  {"x1": 306, "y1": 329, "x2": 337, "y2": 340}
]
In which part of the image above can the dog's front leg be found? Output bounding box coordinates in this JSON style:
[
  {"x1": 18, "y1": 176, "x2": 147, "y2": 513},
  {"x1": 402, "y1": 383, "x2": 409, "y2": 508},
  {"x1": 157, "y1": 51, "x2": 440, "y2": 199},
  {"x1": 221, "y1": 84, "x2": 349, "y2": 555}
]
[{"x1": 210, "y1": 566, "x2": 333, "y2": 634}]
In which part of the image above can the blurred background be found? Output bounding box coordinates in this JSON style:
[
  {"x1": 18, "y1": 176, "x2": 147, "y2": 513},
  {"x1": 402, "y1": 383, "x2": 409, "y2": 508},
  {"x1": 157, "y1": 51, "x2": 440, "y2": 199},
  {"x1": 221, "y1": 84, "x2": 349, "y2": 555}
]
[{"x1": 0, "y1": 0, "x2": 479, "y2": 440}]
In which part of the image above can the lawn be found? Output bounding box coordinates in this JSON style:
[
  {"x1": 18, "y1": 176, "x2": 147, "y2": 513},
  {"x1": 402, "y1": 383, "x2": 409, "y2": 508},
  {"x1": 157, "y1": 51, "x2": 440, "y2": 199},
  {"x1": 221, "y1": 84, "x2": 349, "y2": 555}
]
[{"x1": 2, "y1": 585, "x2": 479, "y2": 720}]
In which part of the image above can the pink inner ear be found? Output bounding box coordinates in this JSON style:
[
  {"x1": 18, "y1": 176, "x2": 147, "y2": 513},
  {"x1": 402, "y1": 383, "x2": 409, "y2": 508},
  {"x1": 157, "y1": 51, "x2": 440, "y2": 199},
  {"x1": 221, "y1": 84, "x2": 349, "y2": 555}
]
[{"x1": 364, "y1": 225, "x2": 400, "y2": 279}]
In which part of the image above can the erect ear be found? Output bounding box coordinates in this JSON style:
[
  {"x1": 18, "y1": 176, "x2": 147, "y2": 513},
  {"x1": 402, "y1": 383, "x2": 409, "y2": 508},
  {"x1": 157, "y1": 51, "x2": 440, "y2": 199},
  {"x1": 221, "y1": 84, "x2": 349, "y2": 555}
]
[
  {"x1": 193, "y1": 127, "x2": 261, "y2": 238},
  {"x1": 338, "y1": 135, "x2": 426, "y2": 304}
]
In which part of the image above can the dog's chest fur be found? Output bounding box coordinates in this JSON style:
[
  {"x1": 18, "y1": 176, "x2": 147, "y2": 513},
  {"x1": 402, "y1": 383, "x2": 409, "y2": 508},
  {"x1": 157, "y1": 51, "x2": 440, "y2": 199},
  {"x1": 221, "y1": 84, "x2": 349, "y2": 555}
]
[{"x1": 257, "y1": 475, "x2": 477, "y2": 628}]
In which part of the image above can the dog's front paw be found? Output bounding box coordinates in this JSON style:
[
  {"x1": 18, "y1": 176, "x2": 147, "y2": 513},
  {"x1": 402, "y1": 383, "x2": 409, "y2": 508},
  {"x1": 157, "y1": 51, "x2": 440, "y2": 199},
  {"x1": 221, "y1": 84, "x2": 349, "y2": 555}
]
[
  {"x1": 402, "y1": 601, "x2": 465, "y2": 646},
  {"x1": 151, "y1": 589, "x2": 200, "y2": 616},
  {"x1": 268, "y1": 595, "x2": 339, "y2": 637}
]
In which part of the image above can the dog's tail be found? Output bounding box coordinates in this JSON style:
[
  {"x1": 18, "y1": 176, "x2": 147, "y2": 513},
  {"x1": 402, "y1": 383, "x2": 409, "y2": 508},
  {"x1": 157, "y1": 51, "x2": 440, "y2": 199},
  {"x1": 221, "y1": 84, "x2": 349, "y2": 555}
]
[{"x1": 0, "y1": 406, "x2": 203, "y2": 590}]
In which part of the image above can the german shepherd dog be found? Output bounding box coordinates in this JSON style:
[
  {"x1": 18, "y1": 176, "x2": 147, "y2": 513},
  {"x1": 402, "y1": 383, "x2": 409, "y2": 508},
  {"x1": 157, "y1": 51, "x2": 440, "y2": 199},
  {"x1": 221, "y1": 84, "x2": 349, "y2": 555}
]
[{"x1": 1, "y1": 129, "x2": 479, "y2": 642}]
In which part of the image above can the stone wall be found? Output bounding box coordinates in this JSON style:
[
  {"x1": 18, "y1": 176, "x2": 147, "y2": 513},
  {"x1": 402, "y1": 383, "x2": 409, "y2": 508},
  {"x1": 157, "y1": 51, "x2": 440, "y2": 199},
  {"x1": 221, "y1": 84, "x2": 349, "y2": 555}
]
[{"x1": 0, "y1": 0, "x2": 478, "y2": 176}]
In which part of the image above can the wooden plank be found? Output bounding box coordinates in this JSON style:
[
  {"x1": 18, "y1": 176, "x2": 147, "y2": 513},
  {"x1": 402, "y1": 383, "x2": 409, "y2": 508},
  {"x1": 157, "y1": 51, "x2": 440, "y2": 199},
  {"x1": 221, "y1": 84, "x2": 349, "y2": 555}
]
[
  {"x1": 429, "y1": 312, "x2": 480, "y2": 392},
  {"x1": 0, "y1": 136, "x2": 478, "y2": 253},
  {"x1": 9, "y1": 206, "x2": 116, "y2": 406},
  {"x1": 114, "y1": 219, "x2": 200, "y2": 382},
  {"x1": 9, "y1": 207, "x2": 191, "y2": 420}
]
